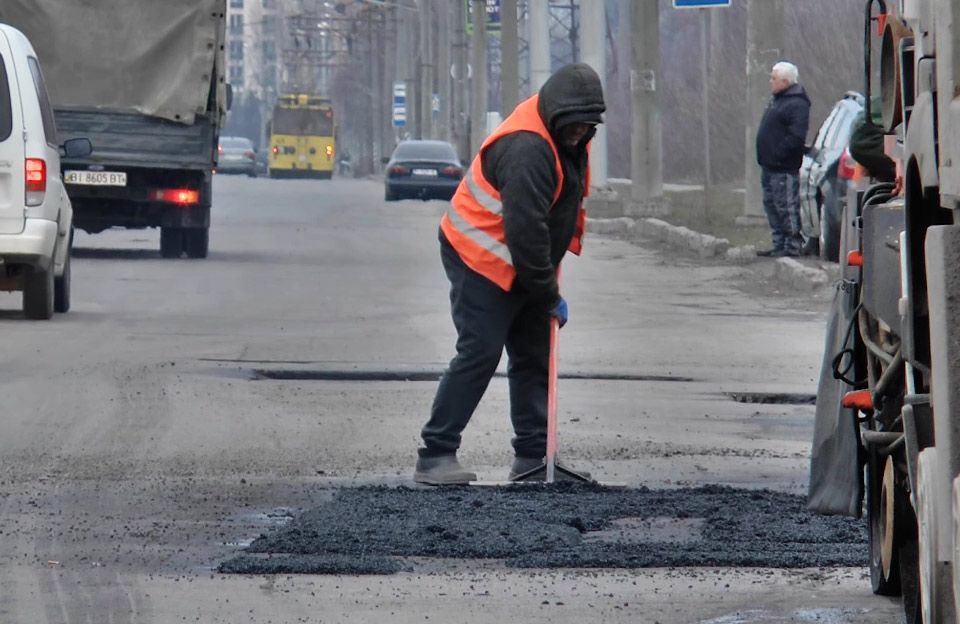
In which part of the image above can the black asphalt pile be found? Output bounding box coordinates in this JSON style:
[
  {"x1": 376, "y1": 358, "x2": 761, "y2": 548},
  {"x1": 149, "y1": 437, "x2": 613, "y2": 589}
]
[{"x1": 218, "y1": 483, "x2": 866, "y2": 575}]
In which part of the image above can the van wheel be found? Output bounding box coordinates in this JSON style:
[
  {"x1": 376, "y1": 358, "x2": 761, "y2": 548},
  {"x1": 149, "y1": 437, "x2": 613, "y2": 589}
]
[
  {"x1": 23, "y1": 267, "x2": 54, "y2": 320},
  {"x1": 160, "y1": 227, "x2": 184, "y2": 258},
  {"x1": 54, "y1": 252, "x2": 71, "y2": 313},
  {"x1": 185, "y1": 227, "x2": 209, "y2": 259}
]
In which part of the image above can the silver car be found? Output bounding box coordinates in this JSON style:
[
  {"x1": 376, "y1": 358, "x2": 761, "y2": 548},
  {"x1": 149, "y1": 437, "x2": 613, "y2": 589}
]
[
  {"x1": 799, "y1": 91, "x2": 863, "y2": 261},
  {"x1": 217, "y1": 136, "x2": 257, "y2": 177}
]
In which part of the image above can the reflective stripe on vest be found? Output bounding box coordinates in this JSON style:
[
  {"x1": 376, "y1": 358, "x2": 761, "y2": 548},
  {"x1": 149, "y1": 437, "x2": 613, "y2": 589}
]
[{"x1": 441, "y1": 94, "x2": 586, "y2": 291}]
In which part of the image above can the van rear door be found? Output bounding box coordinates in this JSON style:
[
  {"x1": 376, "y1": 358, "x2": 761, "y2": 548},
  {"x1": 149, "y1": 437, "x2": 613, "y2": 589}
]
[{"x1": 0, "y1": 30, "x2": 24, "y2": 235}]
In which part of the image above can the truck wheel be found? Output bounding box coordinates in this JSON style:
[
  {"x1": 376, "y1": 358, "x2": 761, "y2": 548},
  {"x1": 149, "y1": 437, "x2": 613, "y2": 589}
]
[
  {"x1": 23, "y1": 267, "x2": 54, "y2": 320},
  {"x1": 160, "y1": 227, "x2": 184, "y2": 258},
  {"x1": 54, "y1": 252, "x2": 71, "y2": 313},
  {"x1": 819, "y1": 182, "x2": 841, "y2": 262},
  {"x1": 184, "y1": 227, "x2": 209, "y2": 259},
  {"x1": 916, "y1": 448, "x2": 956, "y2": 624},
  {"x1": 869, "y1": 454, "x2": 902, "y2": 595}
]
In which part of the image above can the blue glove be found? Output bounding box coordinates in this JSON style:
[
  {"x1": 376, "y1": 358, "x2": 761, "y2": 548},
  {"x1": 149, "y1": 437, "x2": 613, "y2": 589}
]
[{"x1": 550, "y1": 297, "x2": 568, "y2": 328}]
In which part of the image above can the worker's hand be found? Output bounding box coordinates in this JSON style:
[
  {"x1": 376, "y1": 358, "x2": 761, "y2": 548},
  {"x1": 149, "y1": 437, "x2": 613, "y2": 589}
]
[
  {"x1": 893, "y1": 174, "x2": 903, "y2": 197},
  {"x1": 550, "y1": 297, "x2": 568, "y2": 329}
]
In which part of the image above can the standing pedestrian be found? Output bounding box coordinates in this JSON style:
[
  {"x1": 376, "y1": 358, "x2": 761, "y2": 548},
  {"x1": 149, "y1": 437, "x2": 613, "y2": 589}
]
[
  {"x1": 413, "y1": 63, "x2": 605, "y2": 485},
  {"x1": 756, "y1": 61, "x2": 811, "y2": 257}
]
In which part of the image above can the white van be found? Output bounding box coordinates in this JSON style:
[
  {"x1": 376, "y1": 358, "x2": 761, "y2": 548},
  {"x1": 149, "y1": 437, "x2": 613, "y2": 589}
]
[{"x1": 0, "y1": 23, "x2": 90, "y2": 319}]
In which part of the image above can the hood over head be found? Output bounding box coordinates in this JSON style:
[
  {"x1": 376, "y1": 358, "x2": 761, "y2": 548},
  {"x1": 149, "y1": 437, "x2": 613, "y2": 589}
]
[{"x1": 537, "y1": 63, "x2": 606, "y2": 136}]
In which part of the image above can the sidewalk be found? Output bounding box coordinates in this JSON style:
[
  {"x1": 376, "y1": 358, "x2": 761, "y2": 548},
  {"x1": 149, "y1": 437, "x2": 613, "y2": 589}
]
[{"x1": 586, "y1": 214, "x2": 840, "y2": 292}]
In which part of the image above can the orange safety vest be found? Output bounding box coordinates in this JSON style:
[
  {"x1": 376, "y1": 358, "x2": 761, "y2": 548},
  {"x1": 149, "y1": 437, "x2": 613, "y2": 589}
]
[{"x1": 440, "y1": 94, "x2": 589, "y2": 291}]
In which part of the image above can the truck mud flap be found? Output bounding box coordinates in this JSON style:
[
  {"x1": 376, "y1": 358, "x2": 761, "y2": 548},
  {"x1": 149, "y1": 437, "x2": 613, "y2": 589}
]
[{"x1": 808, "y1": 278, "x2": 863, "y2": 516}]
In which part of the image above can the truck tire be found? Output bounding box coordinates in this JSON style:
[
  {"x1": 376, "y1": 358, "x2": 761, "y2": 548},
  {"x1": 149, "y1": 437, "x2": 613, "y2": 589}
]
[
  {"x1": 819, "y1": 182, "x2": 841, "y2": 262},
  {"x1": 869, "y1": 453, "x2": 902, "y2": 595},
  {"x1": 54, "y1": 252, "x2": 71, "y2": 313},
  {"x1": 160, "y1": 227, "x2": 184, "y2": 258},
  {"x1": 184, "y1": 227, "x2": 209, "y2": 259},
  {"x1": 23, "y1": 267, "x2": 54, "y2": 320}
]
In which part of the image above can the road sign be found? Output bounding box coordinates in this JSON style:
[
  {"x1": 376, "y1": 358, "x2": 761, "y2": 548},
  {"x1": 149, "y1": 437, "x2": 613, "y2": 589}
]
[
  {"x1": 393, "y1": 81, "x2": 406, "y2": 128},
  {"x1": 465, "y1": 0, "x2": 501, "y2": 34},
  {"x1": 672, "y1": 0, "x2": 730, "y2": 7}
]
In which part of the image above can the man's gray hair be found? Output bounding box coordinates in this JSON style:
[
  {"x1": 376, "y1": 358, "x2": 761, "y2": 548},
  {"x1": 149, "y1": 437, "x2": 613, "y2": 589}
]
[{"x1": 772, "y1": 61, "x2": 799, "y2": 84}]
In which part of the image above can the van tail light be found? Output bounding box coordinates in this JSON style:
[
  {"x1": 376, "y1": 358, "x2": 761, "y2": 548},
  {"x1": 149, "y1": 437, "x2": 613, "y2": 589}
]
[
  {"x1": 152, "y1": 188, "x2": 200, "y2": 205},
  {"x1": 25, "y1": 158, "x2": 46, "y2": 206},
  {"x1": 243, "y1": 150, "x2": 254, "y2": 159},
  {"x1": 837, "y1": 148, "x2": 857, "y2": 181}
]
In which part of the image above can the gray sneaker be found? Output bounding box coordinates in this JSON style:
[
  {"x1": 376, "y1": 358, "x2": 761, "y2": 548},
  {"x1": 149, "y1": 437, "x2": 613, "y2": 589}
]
[
  {"x1": 509, "y1": 456, "x2": 592, "y2": 482},
  {"x1": 413, "y1": 454, "x2": 477, "y2": 485}
]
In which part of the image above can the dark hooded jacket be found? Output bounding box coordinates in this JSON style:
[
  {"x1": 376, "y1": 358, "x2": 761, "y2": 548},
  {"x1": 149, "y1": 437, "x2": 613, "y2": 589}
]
[
  {"x1": 756, "y1": 83, "x2": 811, "y2": 173},
  {"x1": 450, "y1": 62, "x2": 604, "y2": 309}
]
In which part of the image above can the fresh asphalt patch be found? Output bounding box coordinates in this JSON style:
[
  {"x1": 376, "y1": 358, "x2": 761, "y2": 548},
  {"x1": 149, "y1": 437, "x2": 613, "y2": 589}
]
[{"x1": 218, "y1": 483, "x2": 865, "y2": 575}]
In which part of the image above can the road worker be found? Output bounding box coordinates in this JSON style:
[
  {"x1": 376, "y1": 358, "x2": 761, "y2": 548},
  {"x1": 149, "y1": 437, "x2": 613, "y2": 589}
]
[{"x1": 414, "y1": 62, "x2": 605, "y2": 485}]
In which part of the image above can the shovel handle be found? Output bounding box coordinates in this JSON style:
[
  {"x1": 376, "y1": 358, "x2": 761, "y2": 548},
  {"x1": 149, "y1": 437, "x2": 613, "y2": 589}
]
[{"x1": 546, "y1": 316, "x2": 559, "y2": 483}]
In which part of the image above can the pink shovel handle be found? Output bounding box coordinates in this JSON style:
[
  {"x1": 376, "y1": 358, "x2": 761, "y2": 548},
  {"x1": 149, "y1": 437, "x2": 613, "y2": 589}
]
[{"x1": 546, "y1": 316, "x2": 559, "y2": 483}]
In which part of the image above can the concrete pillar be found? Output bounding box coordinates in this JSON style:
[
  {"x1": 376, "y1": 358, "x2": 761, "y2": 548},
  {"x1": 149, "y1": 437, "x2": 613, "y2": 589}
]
[
  {"x1": 529, "y1": 0, "x2": 550, "y2": 92},
  {"x1": 470, "y1": 0, "x2": 488, "y2": 155},
  {"x1": 501, "y1": 0, "x2": 519, "y2": 116},
  {"x1": 580, "y1": 0, "x2": 607, "y2": 188},
  {"x1": 437, "y1": 1, "x2": 451, "y2": 142},
  {"x1": 629, "y1": 0, "x2": 663, "y2": 211},
  {"x1": 419, "y1": 0, "x2": 434, "y2": 139},
  {"x1": 452, "y1": 1, "x2": 470, "y2": 162},
  {"x1": 741, "y1": 0, "x2": 783, "y2": 222}
]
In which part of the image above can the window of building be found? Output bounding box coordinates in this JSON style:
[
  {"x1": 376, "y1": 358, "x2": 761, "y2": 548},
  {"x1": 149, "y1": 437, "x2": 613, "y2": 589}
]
[
  {"x1": 229, "y1": 14, "x2": 243, "y2": 34},
  {"x1": 230, "y1": 40, "x2": 244, "y2": 61},
  {"x1": 262, "y1": 0, "x2": 273, "y2": 8},
  {"x1": 230, "y1": 0, "x2": 243, "y2": 7},
  {"x1": 262, "y1": 40, "x2": 275, "y2": 61},
  {"x1": 230, "y1": 65, "x2": 244, "y2": 87}
]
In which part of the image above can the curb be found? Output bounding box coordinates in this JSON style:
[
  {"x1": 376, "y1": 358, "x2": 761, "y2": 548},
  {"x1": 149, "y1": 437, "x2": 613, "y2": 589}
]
[{"x1": 587, "y1": 216, "x2": 835, "y2": 291}]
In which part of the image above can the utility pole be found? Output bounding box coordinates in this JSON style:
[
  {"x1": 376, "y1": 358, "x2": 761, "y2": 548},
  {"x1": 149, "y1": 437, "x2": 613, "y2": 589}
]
[
  {"x1": 528, "y1": 0, "x2": 550, "y2": 92},
  {"x1": 741, "y1": 0, "x2": 784, "y2": 223},
  {"x1": 437, "y1": 0, "x2": 451, "y2": 142},
  {"x1": 395, "y1": 4, "x2": 415, "y2": 140},
  {"x1": 501, "y1": 0, "x2": 519, "y2": 116},
  {"x1": 419, "y1": 0, "x2": 434, "y2": 139},
  {"x1": 470, "y1": 0, "x2": 488, "y2": 156},
  {"x1": 452, "y1": 2, "x2": 470, "y2": 162},
  {"x1": 580, "y1": 0, "x2": 607, "y2": 188},
  {"x1": 629, "y1": 0, "x2": 663, "y2": 212}
]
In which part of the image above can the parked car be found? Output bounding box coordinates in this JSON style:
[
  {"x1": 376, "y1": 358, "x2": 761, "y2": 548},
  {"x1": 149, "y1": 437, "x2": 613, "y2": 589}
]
[
  {"x1": 799, "y1": 91, "x2": 864, "y2": 261},
  {"x1": 217, "y1": 136, "x2": 257, "y2": 177},
  {"x1": 0, "y1": 24, "x2": 91, "y2": 319},
  {"x1": 384, "y1": 140, "x2": 463, "y2": 202}
]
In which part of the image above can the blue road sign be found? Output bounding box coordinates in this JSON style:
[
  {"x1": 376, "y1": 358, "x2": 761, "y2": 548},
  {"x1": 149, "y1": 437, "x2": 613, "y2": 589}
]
[
  {"x1": 393, "y1": 82, "x2": 406, "y2": 128},
  {"x1": 672, "y1": 0, "x2": 730, "y2": 7}
]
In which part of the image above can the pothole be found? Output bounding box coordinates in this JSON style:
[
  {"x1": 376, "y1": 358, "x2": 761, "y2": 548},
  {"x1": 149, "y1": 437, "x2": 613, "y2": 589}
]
[
  {"x1": 727, "y1": 392, "x2": 816, "y2": 405},
  {"x1": 252, "y1": 369, "x2": 695, "y2": 382},
  {"x1": 583, "y1": 516, "x2": 705, "y2": 545}
]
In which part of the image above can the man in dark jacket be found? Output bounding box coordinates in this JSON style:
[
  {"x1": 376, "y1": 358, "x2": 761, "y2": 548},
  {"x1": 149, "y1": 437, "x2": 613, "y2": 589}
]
[
  {"x1": 755, "y1": 61, "x2": 811, "y2": 257},
  {"x1": 414, "y1": 63, "x2": 605, "y2": 485}
]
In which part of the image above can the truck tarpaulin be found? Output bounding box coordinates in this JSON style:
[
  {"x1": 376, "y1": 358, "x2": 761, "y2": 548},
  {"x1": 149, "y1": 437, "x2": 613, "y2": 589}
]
[
  {"x1": 0, "y1": 0, "x2": 224, "y2": 125},
  {"x1": 808, "y1": 280, "x2": 863, "y2": 517}
]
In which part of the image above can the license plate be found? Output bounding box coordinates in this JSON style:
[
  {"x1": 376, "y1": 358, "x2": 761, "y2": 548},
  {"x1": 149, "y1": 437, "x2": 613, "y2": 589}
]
[
  {"x1": 412, "y1": 168, "x2": 437, "y2": 177},
  {"x1": 64, "y1": 170, "x2": 127, "y2": 186}
]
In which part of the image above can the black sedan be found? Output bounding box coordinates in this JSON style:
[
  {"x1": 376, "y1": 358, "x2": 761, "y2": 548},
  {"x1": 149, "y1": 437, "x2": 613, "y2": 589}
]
[{"x1": 384, "y1": 140, "x2": 463, "y2": 202}]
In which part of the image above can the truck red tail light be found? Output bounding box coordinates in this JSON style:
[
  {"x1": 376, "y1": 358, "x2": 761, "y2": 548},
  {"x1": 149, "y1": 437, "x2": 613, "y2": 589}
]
[
  {"x1": 25, "y1": 158, "x2": 46, "y2": 206},
  {"x1": 325, "y1": 145, "x2": 333, "y2": 158},
  {"x1": 837, "y1": 148, "x2": 857, "y2": 181},
  {"x1": 152, "y1": 188, "x2": 200, "y2": 205}
]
